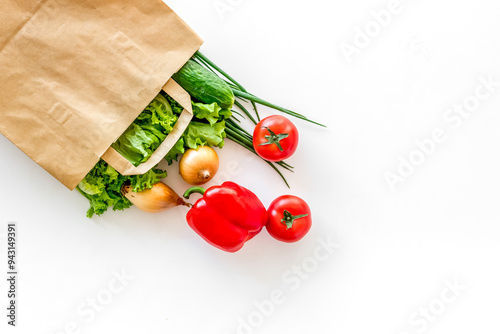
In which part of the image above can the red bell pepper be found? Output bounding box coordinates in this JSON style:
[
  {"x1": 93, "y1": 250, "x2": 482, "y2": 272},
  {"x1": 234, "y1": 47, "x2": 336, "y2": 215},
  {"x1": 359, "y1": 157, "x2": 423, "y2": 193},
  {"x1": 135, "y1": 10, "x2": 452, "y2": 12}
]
[{"x1": 183, "y1": 181, "x2": 268, "y2": 252}]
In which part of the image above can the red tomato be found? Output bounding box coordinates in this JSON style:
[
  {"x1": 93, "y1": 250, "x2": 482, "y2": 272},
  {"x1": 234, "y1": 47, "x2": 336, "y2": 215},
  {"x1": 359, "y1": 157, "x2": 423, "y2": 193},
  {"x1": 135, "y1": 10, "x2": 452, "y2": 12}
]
[
  {"x1": 253, "y1": 115, "x2": 299, "y2": 162},
  {"x1": 266, "y1": 195, "x2": 312, "y2": 243}
]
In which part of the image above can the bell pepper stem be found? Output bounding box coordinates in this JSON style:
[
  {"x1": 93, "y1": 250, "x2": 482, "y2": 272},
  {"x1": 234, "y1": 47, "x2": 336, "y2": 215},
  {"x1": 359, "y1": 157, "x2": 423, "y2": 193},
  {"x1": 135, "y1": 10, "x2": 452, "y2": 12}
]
[{"x1": 184, "y1": 187, "x2": 206, "y2": 199}]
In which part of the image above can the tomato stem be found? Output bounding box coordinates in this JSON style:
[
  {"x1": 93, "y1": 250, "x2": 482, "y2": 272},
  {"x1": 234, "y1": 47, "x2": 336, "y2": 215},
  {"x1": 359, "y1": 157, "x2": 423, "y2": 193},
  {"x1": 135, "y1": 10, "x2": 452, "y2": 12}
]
[
  {"x1": 258, "y1": 127, "x2": 289, "y2": 152},
  {"x1": 281, "y1": 210, "x2": 309, "y2": 229}
]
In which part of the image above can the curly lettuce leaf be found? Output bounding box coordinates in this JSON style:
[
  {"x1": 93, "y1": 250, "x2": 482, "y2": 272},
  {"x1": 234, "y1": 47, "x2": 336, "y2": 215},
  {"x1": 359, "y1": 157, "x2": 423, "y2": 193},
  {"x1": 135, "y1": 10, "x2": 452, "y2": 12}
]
[
  {"x1": 77, "y1": 160, "x2": 166, "y2": 218},
  {"x1": 129, "y1": 167, "x2": 167, "y2": 192},
  {"x1": 165, "y1": 94, "x2": 184, "y2": 115},
  {"x1": 77, "y1": 161, "x2": 131, "y2": 217},
  {"x1": 143, "y1": 94, "x2": 177, "y2": 132},
  {"x1": 183, "y1": 120, "x2": 226, "y2": 150},
  {"x1": 192, "y1": 102, "x2": 221, "y2": 125},
  {"x1": 112, "y1": 123, "x2": 164, "y2": 166},
  {"x1": 112, "y1": 93, "x2": 178, "y2": 166},
  {"x1": 166, "y1": 94, "x2": 230, "y2": 121},
  {"x1": 219, "y1": 108, "x2": 232, "y2": 119},
  {"x1": 78, "y1": 175, "x2": 105, "y2": 196},
  {"x1": 164, "y1": 138, "x2": 186, "y2": 165}
]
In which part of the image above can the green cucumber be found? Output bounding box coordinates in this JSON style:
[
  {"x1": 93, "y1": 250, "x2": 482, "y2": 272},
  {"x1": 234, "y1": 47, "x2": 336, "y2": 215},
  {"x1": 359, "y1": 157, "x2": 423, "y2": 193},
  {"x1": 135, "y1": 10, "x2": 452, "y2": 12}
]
[{"x1": 172, "y1": 59, "x2": 235, "y2": 110}]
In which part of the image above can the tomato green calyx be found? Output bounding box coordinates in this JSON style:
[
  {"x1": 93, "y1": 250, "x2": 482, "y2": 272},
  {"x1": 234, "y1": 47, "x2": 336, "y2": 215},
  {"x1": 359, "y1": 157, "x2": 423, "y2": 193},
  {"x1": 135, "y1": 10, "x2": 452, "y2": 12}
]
[
  {"x1": 258, "y1": 127, "x2": 289, "y2": 152},
  {"x1": 281, "y1": 210, "x2": 309, "y2": 229},
  {"x1": 183, "y1": 186, "x2": 206, "y2": 199}
]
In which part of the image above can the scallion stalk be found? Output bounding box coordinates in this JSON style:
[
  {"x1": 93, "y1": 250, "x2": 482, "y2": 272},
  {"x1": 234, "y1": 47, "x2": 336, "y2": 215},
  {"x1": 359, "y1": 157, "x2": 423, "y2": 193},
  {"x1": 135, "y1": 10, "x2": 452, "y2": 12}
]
[
  {"x1": 225, "y1": 132, "x2": 290, "y2": 188},
  {"x1": 194, "y1": 51, "x2": 260, "y2": 121},
  {"x1": 195, "y1": 51, "x2": 325, "y2": 127},
  {"x1": 232, "y1": 89, "x2": 325, "y2": 127}
]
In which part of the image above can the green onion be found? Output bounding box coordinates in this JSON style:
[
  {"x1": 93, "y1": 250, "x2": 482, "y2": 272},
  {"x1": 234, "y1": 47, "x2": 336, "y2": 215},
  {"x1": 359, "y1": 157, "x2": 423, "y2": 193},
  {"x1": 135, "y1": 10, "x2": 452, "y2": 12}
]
[
  {"x1": 225, "y1": 132, "x2": 290, "y2": 188},
  {"x1": 232, "y1": 89, "x2": 326, "y2": 127},
  {"x1": 233, "y1": 100, "x2": 257, "y2": 125},
  {"x1": 194, "y1": 51, "x2": 260, "y2": 121},
  {"x1": 225, "y1": 121, "x2": 294, "y2": 173},
  {"x1": 194, "y1": 51, "x2": 325, "y2": 127}
]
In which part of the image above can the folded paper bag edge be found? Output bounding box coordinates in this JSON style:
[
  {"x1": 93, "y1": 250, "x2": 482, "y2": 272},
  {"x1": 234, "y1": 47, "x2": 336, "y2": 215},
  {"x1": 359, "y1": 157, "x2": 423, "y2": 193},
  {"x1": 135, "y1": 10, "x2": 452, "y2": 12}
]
[{"x1": 100, "y1": 78, "x2": 193, "y2": 176}]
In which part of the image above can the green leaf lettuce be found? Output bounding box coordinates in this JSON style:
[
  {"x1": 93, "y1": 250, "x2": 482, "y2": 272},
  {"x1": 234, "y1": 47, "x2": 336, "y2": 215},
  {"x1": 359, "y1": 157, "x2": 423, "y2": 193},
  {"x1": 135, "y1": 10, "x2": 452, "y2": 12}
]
[
  {"x1": 77, "y1": 160, "x2": 167, "y2": 218},
  {"x1": 183, "y1": 120, "x2": 226, "y2": 150},
  {"x1": 112, "y1": 93, "x2": 177, "y2": 166}
]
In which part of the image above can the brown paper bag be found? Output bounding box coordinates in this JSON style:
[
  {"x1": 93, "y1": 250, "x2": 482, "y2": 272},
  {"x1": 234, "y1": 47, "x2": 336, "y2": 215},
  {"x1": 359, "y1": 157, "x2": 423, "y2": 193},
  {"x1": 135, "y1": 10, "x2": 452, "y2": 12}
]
[{"x1": 0, "y1": 0, "x2": 203, "y2": 190}]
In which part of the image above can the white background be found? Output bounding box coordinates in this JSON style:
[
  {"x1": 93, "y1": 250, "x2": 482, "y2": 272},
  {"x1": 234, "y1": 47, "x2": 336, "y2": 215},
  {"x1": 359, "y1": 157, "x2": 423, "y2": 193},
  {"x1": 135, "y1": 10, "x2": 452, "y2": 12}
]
[{"x1": 2, "y1": 0, "x2": 500, "y2": 333}]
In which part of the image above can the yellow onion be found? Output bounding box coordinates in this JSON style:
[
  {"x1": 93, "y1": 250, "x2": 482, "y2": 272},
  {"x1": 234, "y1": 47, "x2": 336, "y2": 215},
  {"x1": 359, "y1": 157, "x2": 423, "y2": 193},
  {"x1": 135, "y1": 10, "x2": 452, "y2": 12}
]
[
  {"x1": 121, "y1": 182, "x2": 190, "y2": 213},
  {"x1": 179, "y1": 146, "x2": 219, "y2": 185}
]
